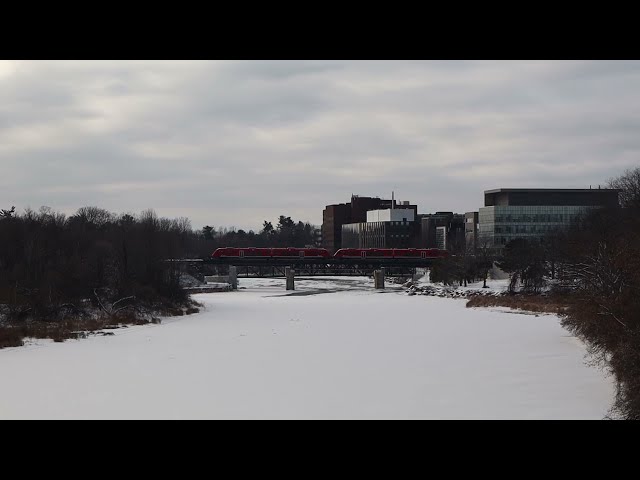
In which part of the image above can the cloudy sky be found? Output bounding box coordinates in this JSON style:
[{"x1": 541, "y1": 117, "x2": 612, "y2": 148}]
[{"x1": 1, "y1": 60, "x2": 639, "y2": 230}]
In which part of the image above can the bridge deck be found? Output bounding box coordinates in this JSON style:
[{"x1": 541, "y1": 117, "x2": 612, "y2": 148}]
[
  {"x1": 167, "y1": 257, "x2": 440, "y2": 277},
  {"x1": 200, "y1": 257, "x2": 441, "y2": 268}
]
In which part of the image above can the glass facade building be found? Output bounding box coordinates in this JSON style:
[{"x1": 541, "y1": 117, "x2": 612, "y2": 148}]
[
  {"x1": 479, "y1": 205, "x2": 592, "y2": 249},
  {"x1": 477, "y1": 188, "x2": 619, "y2": 251}
]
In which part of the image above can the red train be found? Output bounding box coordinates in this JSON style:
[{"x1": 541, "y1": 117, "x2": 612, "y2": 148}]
[
  {"x1": 211, "y1": 247, "x2": 449, "y2": 259},
  {"x1": 334, "y1": 248, "x2": 449, "y2": 258}
]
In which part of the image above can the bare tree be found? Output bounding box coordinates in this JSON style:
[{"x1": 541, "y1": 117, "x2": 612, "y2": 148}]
[
  {"x1": 608, "y1": 166, "x2": 640, "y2": 209},
  {"x1": 73, "y1": 206, "x2": 114, "y2": 227},
  {"x1": 477, "y1": 234, "x2": 494, "y2": 288},
  {"x1": 0, "y1": 206, "x2": 15, "y2": 218}
]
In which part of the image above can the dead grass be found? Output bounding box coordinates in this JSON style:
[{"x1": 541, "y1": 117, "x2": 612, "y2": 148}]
[
  {"x1": 0, "y1": 298, "x2": 202, "y2": 350},
  {"x1": 0, "y1": 314, "x2": 143, "y2": 349},
  {"x1": 466, "y1": 294, "x2": 574, "y2": 315},
  {"x1": 0, "y1": 327, "x2": 25, "y2": 348}
]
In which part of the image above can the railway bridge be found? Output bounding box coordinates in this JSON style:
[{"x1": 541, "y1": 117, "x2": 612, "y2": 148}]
[{"x1": 168, "y1": 256, "x2": 441, "y2": 279}]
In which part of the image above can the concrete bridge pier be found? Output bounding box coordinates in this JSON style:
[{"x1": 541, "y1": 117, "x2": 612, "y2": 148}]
[
  {"x1": 229, "y1": 266, "x2": 238, "y2": 290},
  {"x1": 374, "y1": 268, "x2": 385, "y2": 289},
  {"x1": 285, "y1": 267, "x2": 295, "y2": 290}
]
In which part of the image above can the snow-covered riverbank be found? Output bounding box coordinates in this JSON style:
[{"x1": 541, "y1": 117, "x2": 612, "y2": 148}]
[{"x1": 0, "y1": 277, "x2": 614, "y2": 419}]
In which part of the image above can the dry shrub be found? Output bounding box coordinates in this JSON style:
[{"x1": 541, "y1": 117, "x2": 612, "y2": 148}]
[
  {"x1": 0, "y1": 327, "x2": 25, "y2": 348},
  {"x1": 109, "y1": 311, "x2": 149, "y2": 326},
  {"x1": 0, "y1": 309, "x2": 155, "y2": 349},
  {"x1": 466, "y1": 294, "x2": 572, "y2": 314}
]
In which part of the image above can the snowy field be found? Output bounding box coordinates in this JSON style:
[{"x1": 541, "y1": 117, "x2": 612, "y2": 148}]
[{"x1": 0, "y1": 276, "x2": 614, "y2": 419}]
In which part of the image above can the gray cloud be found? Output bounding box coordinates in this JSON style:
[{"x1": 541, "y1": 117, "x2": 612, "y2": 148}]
[{"x1": 1, "y1": 60, "x2": 639, "y2": 230}]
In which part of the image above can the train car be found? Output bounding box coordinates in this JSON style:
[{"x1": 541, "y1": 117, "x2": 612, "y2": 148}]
[
  {"x1": 212, "y1": 247, "x2": 330, "y2": 258},
  {"x1": 333, "y1": 248, "x2": 392, "y2": 258},
  {"x1": 211, "y1": 247, "x2": 242, "y2": 258},
  {"x1": 301, "y1": 248, "x2": 331, "y2": 258},
  {"x1": 391, "y1": 248, "x2": 415, "y2": 258},
  {"x1": 424, "y1": 248, "x2": 450, "y2": 258},
  {"x1": 212, "y1": 247, "x2": 447, "y2": 259},
  {"x1": 333, "y1": 248, "x2": 365, "y2": 258},
  {"x1": 265, "y1": 247, "x2": 330, "y2": 258},
  {"x1": 333, "y1": 248, "x2": 449, "y2": 258}
]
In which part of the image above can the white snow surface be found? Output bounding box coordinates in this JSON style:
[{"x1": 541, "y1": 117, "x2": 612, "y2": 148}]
[{"x1": 0, "y1": 276, "x2": 614, "y2": 419}]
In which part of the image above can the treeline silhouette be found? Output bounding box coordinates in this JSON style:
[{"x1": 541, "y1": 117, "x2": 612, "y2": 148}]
[
  {"x1": 0, "y1": 206, "x2": 319, "y2": 345},
  {"x1": 198, "y1": 216, "x2": 320, "y2": 254},
  {"x1": 487, "y1": 168, "x2": 640, "y2": 419},
  {"x1": 426, "y1": 167, "x2": 640, "y2": 418},
  {"x1": 557, "y1": 168, "x2": 640, "y2": 419},
  {"x1": 0, "y1": 207, "x2": 193, "y2": 324}
]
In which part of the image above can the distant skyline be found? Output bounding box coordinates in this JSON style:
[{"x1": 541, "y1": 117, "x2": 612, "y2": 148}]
[{"x1": 1, "y1": 60, "x2": 639, "y2": 231}]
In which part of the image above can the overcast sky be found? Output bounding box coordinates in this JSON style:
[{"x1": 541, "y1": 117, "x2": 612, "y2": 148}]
[{"x1": 1, "y1": 60, "x2": 639, "y2": 231}]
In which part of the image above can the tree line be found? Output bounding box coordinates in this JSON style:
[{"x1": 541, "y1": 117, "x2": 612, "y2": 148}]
[
  {"x1": 557, "y1": 169, "x2": 640, "y2": 419},
  {"x1": 0, "y1": 206, "x2": 319, "y2": 328},
  {"x1": 198, "y1": 216, "x2": 320, "y2": 254},
  {"x1": 0, "y1": 207, "x2": 193, "y2": 324},
  {"x1": 429, "y1": 167, "x2": 640, "y2": 419}
]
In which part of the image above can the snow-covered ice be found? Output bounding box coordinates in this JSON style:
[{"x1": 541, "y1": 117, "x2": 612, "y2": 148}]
[{"x1": 0, "y1": 277, "x2": 614, "y2": 419}]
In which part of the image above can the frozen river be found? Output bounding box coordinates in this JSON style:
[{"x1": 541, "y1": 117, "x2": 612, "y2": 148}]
[{"x1": 0, "y1": 277, "x2": 614, "y2": 419}]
